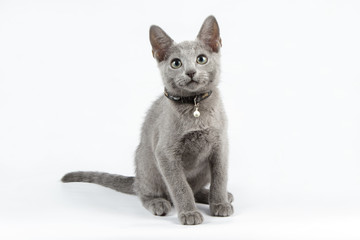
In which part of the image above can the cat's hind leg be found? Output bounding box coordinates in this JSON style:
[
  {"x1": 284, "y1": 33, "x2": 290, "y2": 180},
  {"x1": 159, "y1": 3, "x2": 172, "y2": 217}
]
[
  {"x1": 194, "y1": 188, "x2": 234, "y2": 204},
  {"x1": 140, "y1": 196, "x2": 172, "y2": 216}
]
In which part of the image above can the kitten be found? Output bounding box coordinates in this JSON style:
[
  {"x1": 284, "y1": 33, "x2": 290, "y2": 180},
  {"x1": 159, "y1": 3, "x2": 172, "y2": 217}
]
[{"x1": 62, "y1": 15, "x2": 233, "y2": 225}]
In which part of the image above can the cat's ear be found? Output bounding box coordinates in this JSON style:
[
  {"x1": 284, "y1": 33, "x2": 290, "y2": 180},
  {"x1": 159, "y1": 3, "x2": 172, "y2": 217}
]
[
  {"x1": 149, "y1": 25, "x2": 174, "y2": 62},
  {"x1": 197, "y1": 16, "x2": 222, "y2": 52}
]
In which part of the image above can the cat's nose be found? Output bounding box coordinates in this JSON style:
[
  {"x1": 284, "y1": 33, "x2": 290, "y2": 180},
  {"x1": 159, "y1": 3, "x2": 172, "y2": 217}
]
[{"x1": 186, "y1": 70, "x2": 196, "y2": 79}]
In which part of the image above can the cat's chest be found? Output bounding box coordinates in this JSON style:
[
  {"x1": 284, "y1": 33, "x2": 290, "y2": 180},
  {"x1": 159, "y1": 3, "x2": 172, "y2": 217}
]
[
  {"x1": 180, "y1": 128, "x2": 217, "y2": 169},
  {"x1": 181, "y1": 128, "x2": 213, "y2": 148}
]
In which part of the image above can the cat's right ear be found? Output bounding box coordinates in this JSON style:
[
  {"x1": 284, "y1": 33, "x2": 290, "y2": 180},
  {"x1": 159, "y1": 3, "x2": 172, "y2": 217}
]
[
  {"x1": 149, "y1": 25, "x2": 174, "y2": 62},
  {"x1": 197, "y1": 16, "x2": 222, "y2": 53}
]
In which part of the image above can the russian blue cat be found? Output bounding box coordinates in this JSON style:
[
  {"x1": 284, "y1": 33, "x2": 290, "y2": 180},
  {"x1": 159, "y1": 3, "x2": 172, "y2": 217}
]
[{"x1": 62, "y1": 15, "x2": 233, "y2": 225}]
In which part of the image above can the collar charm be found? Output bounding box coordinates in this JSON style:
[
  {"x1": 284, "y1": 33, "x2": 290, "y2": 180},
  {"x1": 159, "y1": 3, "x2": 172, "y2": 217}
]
[
  {"x1": 164, "y1": 89, "x2": 212, "y2": 118},
  {"x1": 193, "y1": 98, "x2": 201, "y2": 118}
]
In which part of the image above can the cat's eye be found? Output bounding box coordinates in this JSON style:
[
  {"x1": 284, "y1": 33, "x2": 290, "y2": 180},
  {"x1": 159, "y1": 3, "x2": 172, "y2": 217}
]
[
  {"x1": 196, "y1": 55, "x2": 208, "y2": 64},
  {"x1": 170, "y1": 58, "x2": 182, "y2": 69}
]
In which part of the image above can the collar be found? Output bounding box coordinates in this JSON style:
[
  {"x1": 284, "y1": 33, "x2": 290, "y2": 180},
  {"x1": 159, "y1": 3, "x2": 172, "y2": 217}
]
[{"x1": 164, "y1": 89, "x2": 212, "y2": 104}]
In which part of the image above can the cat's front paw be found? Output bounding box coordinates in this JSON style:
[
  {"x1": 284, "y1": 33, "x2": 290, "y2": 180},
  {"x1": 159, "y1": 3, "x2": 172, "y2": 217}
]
[
  {"x1": 210, "y1": 202, "x2": 234, "y2": 217},
  {"x1": 179, "y1": 210, "x2": 204, "y2": 225}
]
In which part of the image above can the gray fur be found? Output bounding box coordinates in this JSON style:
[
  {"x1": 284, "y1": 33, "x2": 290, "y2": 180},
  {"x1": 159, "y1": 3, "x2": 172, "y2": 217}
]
[
  {"x1": 62, "y1": 171, "x2": 135, "y2": 194},
  {"x1": 62, "y1": 16, "x2": 233, "y2": 225}
]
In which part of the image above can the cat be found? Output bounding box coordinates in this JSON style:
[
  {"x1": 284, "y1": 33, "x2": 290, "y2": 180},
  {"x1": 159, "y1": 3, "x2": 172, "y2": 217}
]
[{"x1": 62, "y1": 15, "x2": 233, "y2": 225}]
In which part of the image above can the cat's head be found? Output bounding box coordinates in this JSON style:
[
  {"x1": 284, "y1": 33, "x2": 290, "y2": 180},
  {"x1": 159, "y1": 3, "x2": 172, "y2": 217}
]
[{"x1": 150, "y1": 16, "x2": 221, "y2": 96}]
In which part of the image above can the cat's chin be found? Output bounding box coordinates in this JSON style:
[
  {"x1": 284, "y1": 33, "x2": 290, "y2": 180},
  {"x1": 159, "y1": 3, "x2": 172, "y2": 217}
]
[
  {"x1": 176, "y1": 88, "x2": 209, "y2": 97},
  {"x1": 185, "y1": 81, "x2": 202, "y2": 89},
  {"x1": 177, "y1": 86, "x2": 206, "y2": 95}
]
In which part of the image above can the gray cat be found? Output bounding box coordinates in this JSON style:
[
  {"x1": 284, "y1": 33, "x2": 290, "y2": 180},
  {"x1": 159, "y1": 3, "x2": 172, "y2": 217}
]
[{"x1": 62, "y1": 15, "x2": 233, "y2": 225}]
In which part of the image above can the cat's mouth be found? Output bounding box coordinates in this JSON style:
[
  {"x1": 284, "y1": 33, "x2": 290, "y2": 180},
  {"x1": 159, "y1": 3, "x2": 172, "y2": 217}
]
[
  {"x1": 182, "y1": 79, "x2": 203, "y2": 91},
  {"x1": 187, "y1": 79, "x2": 199, "y2": 85},
  {"x1": 175, "y1": 76, "x2": 207, "y2": 92}
]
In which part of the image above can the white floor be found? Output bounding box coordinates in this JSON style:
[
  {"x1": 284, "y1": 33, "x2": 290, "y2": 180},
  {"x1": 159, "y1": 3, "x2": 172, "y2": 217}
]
[
  {"x1": 1, "y1": 175, "x2": 360, "y2": 240},
  {"x1": 1, "y1": 0, "x2": 360, "y2": 239}
]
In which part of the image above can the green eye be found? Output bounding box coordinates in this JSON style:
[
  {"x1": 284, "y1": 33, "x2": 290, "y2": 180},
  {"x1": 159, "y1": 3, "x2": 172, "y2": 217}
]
[
  {"x1": 170, "y1": 58, "x2": 182, "y2": 69},
  {"x1": 196, "y1": 55, "x2": 208, "y2": 64}
]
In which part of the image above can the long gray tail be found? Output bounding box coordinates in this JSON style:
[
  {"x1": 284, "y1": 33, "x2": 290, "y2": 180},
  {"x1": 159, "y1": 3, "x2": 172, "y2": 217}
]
[{"x1": 61, "y1": 171, "x2": 135, "y2": 195}]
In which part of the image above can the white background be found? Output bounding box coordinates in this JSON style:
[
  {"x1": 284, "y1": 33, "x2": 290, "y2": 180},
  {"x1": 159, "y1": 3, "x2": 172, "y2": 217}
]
[{"x1": 1, "y1": 0, "x2": 360, "y2": 239}]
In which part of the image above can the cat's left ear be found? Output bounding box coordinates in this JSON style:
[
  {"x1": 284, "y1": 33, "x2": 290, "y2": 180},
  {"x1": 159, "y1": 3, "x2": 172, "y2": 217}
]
[
  {"x1": 197, "y1": 16, "x2": 222, "y2": 52},
  {"x1": 149, "y1": 25, "x2": 174, "y2": 62}
]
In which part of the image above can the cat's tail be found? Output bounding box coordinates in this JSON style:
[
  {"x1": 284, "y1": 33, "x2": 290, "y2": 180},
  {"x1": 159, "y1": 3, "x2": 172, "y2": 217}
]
[{"x1": 61, "y1": 171, "x2": 135, "y2": 195}]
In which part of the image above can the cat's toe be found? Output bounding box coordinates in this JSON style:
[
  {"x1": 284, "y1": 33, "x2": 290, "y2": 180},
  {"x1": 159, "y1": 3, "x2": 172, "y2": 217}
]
[
  {"x1": 148, "y1": 198, "x2": 172, "y2": 216},
  {"x1": 210, "y1": 202, "x2": 234, "y2": 217},
  {"x1": 228, "y1": 192, "x2": 234, "y2": 203},
  {"x1": 179, "y1": 210, "x2": 204, "y2": 225}
]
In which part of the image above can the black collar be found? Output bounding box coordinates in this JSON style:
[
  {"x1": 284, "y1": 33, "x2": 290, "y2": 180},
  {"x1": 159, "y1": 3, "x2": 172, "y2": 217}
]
[{"x1": 164, "y1": 89, "x2": 212, "y2": 104}]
